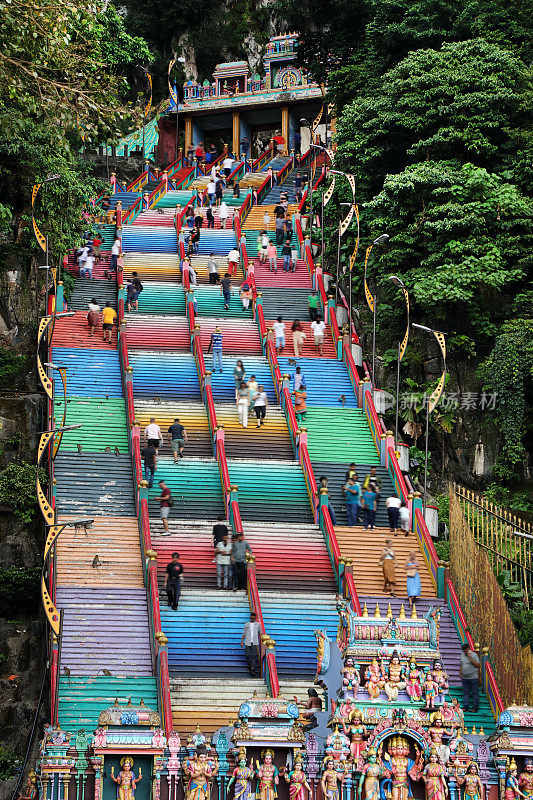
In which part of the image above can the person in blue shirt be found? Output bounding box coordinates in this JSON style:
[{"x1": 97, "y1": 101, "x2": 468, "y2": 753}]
[
  {"x1": 344, "y1": 478, "x2": 361, "y2": 526},
  {"x1": 362, "y1": 488, "x2": 377, "y2": 530}
]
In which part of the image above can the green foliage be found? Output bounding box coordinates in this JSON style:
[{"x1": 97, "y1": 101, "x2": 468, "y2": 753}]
[
  {"x1": 0, "y1": 746, "x2": 20, "y2": 780},
  {"x1": 434, "y1": 540, "x2": 450, "y2": 562},
  {"x1": 0, "y1": 463, "x2": 44, "y2": 523},
  {"x1": 0, "y1": 566, "x2": 41, "y2": 617},
  {"x1": 0, "y1": 348, "x2": 29, "y2": 390},
  {"x1": 478, "y1": 318, "x2": 533, "y2": 475},
  {"x1": 335, "y1": 40, "x2": 530, "y2": 198},
  {"x1": 367, "y1": 162, "x2": 533, "y2": 333},
  {"x1": 483, "y1": 482, "x2": 533, "y2": 512}
]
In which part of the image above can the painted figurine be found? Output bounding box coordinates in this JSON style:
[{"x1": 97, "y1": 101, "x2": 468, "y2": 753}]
[
  {"x1": 256, "y1": 749, "x2": 279, "y2": 800},
  {"x1": 422, "y1": 748, "x2": 449, "y2": 800},
  {"x1": 405, "y1": 656, "x2": 423, "y2": 702},
  {"x1": 506, "y1": 760, "x2": 526, "y2": 800},
  {"x1": 18, "y1": 771, "x2": 37, "y2": 800},
  {"x1": 383, "y1": 651, "x2": 406, "y2": 702},
  {"x1": 431, "y1": 660, "x2": 449, "y2": 695},
  {"x1": 184, "y1": 750, "x2": 219, "y2": 800},
  {"x1": 382, "y1": 735, "x2": 423, "y2": 800},
  {"x1": 358, "y1": 748, "x2": 382, "y2": 800},
  {"x1": 341, "y1": 656, "x2": 360, "y2": 699},
  {"x1": 228, "y1": 749, "x2": 254, "y2": 800},
  {"x1": 321, "y1": 757, "x2": 344, "y2": 800},
  {"x1": 364, "y1": 657, "x2": 384, "y2": 700},
  {"x1": 285, "y1": 754, "x2": 311, "y2": 800},
  {"x1": 342, "y1": 708, "x2": 368, "y2": 770},
  {"x1": 518, "y1": 759, "x2": 533, "y2": 800},
  {"x1": 423, "y1": 670, "x2": 440, "y2": 710},
  {"x1": 111, "y1": 757, "x2": 142, "y2": 800},
  {"x1": 456, "y1": 762, "x2": 484, "y2": 800},
  {"x1": 429, "y1": 711, "x2": 451, "y2": 764}
]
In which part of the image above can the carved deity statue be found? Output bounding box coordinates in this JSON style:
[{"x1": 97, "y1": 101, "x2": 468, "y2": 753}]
[
  {"x1": 364, "y1": 657, "x2": 384, "y2": 700},
  {"x1": 422, "y1": 748, "x2": 449, "y2": 800},
  {"x1": 342, "y1": 708, "x2": 368, "y2": 770},
  {"x1": 383, "y1": 651, "x2": 406, "y2": 702},
  {"x1": 111, "y1": 757, "x2": 142, "y2": 800},
  {"x1": 184, "y1": 750, "x2": 219, "y2": 800},
  {"x1": 382, "y1": 735, "x2": 423, "y2": 800},
  {"x1": 405, "y1": 657, "x2": 423, "y2": 703},
  {"x1": 341, "y1": 656, "x2": 360, "y2": 699},
  {"x1": 256, "y1": 749, "x2": 279, "y2": 800},
  {"x1": 456, "y1": 763, "x2": 484, "y2": 800},
  {"x1": 430, "y1": 660, "x2": 449, "y2": 695},
  {"x1": 321, "y1": 757, "x2": 344, "y2": 800},
  {"x1": 359, "y1": 749, "x2": 382, "y2": 800},
  {"x1": 284, "y1": 754, "x2": 311, "y2": 800},
  {"x1": 506, "y1": 760, "x2": 526, "y2": 800},
  {"x1": 518, "y1": 759, "x2": 533, "y2": 800},
  {"x1": 228, "y1": 749, "x2": 254, "y2": 800}
]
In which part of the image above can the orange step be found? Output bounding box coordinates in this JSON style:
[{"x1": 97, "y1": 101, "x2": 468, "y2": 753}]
[{"x1": 334, "y1": 526, "x2": 436, "y2": 598}]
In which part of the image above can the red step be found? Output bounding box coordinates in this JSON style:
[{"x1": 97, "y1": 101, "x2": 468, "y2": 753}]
[
  {"x1": 264, "y1": 318, "x2": 337, "y2": 359},
  {"x1": 126, "y1": 315, "x2": 263, "y2": 355},
  {"x1": 51, "y1": 311, "x2": 117, "y2": 349},
  {"x1": 253, "y1": 258, "x2": 312, "y2": 289}
]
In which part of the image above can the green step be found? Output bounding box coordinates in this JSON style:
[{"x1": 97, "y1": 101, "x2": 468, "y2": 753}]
[
  {"x1": 54, "y1": 398, "x2": 129, "y2": 451},
  {"x1": 146, "y1": 459, "x2": 224, "y2": 517},
  {"x1": 137, "y1": 284, "x2": 252, "y2": 318},
  {"x1": 302, "y1": 407, "x2": 379, "y2": 462},
  {"x1": 156, "y1": 191, "x2": 195, "y2": 209},
  {"x1": 97, "y1": 224, "x2": 117, "y2": 249},
  {"x1": 448, "y1": 685, "x2": 496, "y2": 731},
  {"x1": 58, "y1": 676, "x2": 158, "y2": 733},
  {"x1": 227, "y1": 461, "x2": 313, "y2": 521}
]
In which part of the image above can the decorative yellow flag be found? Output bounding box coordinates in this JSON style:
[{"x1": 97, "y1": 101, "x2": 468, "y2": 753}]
[
  {"x1": 145, "y1": 73, "x2": 153, "y2": 115},
  {"x1": 349, "y1": 206, "x2": 360, "y2": 271},
  {"x1": 428, "y1": 331, "x2": 447, "y2": 412},
  {"x1": 340, "y1": 203, "x2": 355, "y2": 236},
  {"x1": 168, "y1": 59, "x2": 178, "y2": 106},
  {"x1": 323, "y1": 175, "x2": 336, "y2": 208}
]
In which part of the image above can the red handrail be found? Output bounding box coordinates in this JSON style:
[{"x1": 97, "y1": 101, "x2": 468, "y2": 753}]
[
  {"x1": 446, "y1": 577, "x2": 476, "y2": 650},
  {"x1": 414, "y1": 507, "x2": 439, "y2": 569},
  {"x1": 345, "y1": 573, "x2": 363, "y2": 615},
  {"x1": 248, "y1": 566, "x2": 280, "y2": 697},
  {"x1": 342, "y1": 343, "x2": 361, "y2": 389},
  {"x1": 301, "y1": 445, "x2": 319, "y2": 509},
  {"x1": 217, "y1": 440, "x2": 231, "y2": 493},
  {"x1": 126, "y1": 382, "x2": 135, "y2": 427},
  {"x1": 485, "y1": 662, "x2": 505, "y2": 713},
  {"x1": 252, "y1": 143, "x2": 273, "y2": 171},
  {"x1": 282, "y1": 387, "x2": 299, "y2": 439},
  {"x1": 388, "y1": 445, "x2": 409, "y2": 503}
]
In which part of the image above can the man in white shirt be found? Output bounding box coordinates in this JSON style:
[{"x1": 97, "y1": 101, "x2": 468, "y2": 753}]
[
  {"x1": 273, "y1": 315, "x2": 286, "y2": 355},
  {"x1": 386, "y1": 494, "x2": 402, "y2": 533},
  {"x1": 208, "y1": 253, "x2": 220, "y2": 285},
  {"x1": 110, "y1": 237, "x2": 121, "y2": 273},
  {"x1": 82, "y1": 252, "x2": 95, "y2": 279},
  {"x1": 311, "y1": 316, "x2": 326, "y2": 354},
  {"x1": 241, "y1": 612, "x2": 260, "y2": 676},
  {"x1": 207, "y1": 180, "x2": 216, "y2": 205},
  {"x1": 145, "y1": 418, "x2": 163, "y2": 450},
  {"x1": 215, "y1": 533, "x2": 232, "y2": 589},
  {"x1": 228, "y1": 248, "x2": 240, "y2": 274},
  {"x1": 223, "y1": 155, "x2": 234, "y2": 177}
]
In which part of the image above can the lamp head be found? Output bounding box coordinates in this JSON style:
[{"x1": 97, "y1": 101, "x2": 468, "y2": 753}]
[
  {"x1": 373, "y1": 234, "x2": 390, "y2": 245},
  {"x1": 300, "y1": 118, "x2": 311, "y2": 127},
  {"x1": 389, "y1": 275, "x2": 405, "y2": 289}
]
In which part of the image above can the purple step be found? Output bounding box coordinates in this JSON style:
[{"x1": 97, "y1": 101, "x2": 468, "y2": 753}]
[
  {"x1": 357, "y1": 596, "x2": 462, "y2": 684},
  {"x1": 56, "y1": 588, "x2": 154, "y2": 677}
]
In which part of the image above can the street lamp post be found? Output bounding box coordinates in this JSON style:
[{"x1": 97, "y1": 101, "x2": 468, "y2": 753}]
[
  {"x1": 137, "y1": 66, "x2": 152, "y2": 163},
  {"x1": 169, "y1": 56, "x2": 186, "y2": 165},
  {"x1": 412, "y1": 323, "x2": 447, "y2": 518},
  {"x1": 388, "y1": 276, "x2": 410, "y2": 452}
]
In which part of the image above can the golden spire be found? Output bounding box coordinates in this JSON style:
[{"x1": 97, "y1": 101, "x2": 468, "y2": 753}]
[
  {"x1": 362, "y1": 603, "x2": 369, "y2": 617},
  {"x1": 399, "y1": 604, "x2": 406, "y2": 619},
  {"x1": 411, "y1": 604, "x2": 417, "y2": 619},
  {"x1": 375, "y1": 603, "x2": 381, "y2": 618}
]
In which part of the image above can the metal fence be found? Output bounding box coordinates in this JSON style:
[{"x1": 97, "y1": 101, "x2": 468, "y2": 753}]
[{"x1": 448, "y1": 487, "x2": 533, "y2": 706}]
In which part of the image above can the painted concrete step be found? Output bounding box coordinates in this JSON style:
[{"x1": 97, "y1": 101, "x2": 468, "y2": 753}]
[
  {"x1": 254, "y1": 259, "x2": 312, "y2": 289},
  {"x1": 54, "y1": 452, "x2": 136, "y2": 517},
  {"x1": 264, "y1": 318, "x2": 337, "y2": 359},
  {"x1": 146, "y1": 458, "x2": 225, "y2": 519},
  {"x1": 53, "y1": 397, "x2": 129, "y2": 451},
  {"x1": 214, "y1": 403, "x2": 294, "y2": 460},
  {"x1": 135, "y1": 400, "x2": 213, "y2": 459},
  {"x1": 56, "y1": 515, "x2": 144, "y2": 589},
  {"x1": 170, "y1": 678, "x2": 267, "y2": 736},
  {"x1": 260, "y1": 591, "x2": 339, "y2": 679},
  {"x1": 335, "y1": 526, "x2": 436, "y2": 598},
  {"x1": 127, "y1": 315, "x2": 263, "y2": 355},
  {"x1": 51, "y1": 347, "x2": 123, "y2": 398},
  {"x1": 162, "y1": 589, "x2": 251, "y2": 675},
  {"x1": 132, "y1": 283, "x2": 252, "y2": 317},
  {"x1": 68, "y1": 278, "x2": 118, "y2": 311},
  {"x1": 58, "y1": 676, "x2": 158, "y2": 734},
  {"x1": 312, "y1": 462, "x2": 395, "y2": 527},
  {"x1": 305, "y1": 408, "x2": 379, "y2": 463},
  {"x1": 227, "y1": 460, "x2": 314, "y2": 523},
  {"x1": 51, "y1": 310, "x2": 117, "y2": 349},
  {"x1": 277, "y1": 357, "x2": 358, "y2": 408},
  {"x1": 57, "y1": 587, "x2": 153, "y2": 676}
]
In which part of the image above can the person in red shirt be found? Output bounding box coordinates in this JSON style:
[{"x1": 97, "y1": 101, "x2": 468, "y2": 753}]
[
  {"x1": 157, "y1": 479, "x2": 172, "y2": 533},
  {"x1": 272, "y1": 131, "x2": 285, "y2": 154},
  {"x1": 92, "y1": 235, "x2": 102, "y2": 263},
  {"x1": 195, "y1": 141, "x2": 205, "y2": 163}
]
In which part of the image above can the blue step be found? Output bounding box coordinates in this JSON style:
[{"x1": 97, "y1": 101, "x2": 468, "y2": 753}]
[
  {"x1": 122, "y1": 225, "x2": 178, "y2": 253},
  {"x1": 51, "y1": 347, "x2": 123, "y2": 398},
  {"x1": 277, "y1": 357, "x2": 358, "y2": 407}
]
